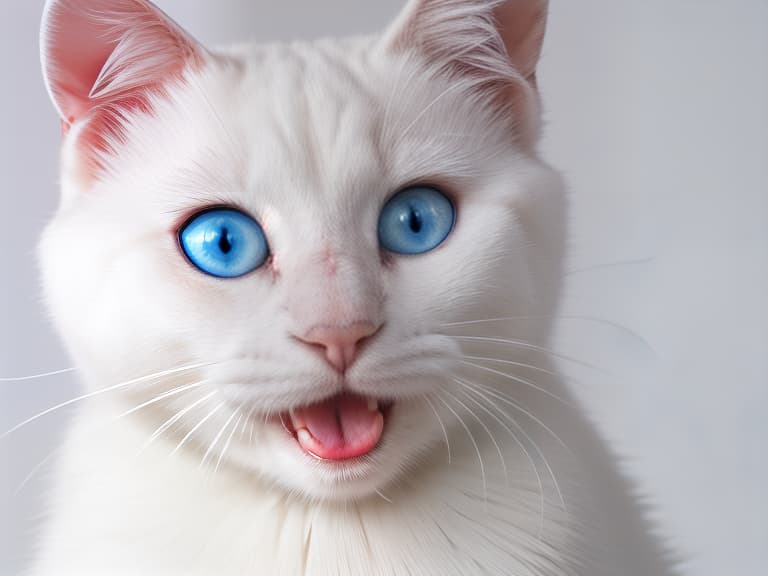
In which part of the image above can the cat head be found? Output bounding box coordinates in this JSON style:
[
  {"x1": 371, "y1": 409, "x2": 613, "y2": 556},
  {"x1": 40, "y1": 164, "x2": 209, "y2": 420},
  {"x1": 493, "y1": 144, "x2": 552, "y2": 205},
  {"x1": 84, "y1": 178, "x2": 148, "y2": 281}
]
[{"x1": 39, "y1": 0, "x2": 563, "y2": 500}]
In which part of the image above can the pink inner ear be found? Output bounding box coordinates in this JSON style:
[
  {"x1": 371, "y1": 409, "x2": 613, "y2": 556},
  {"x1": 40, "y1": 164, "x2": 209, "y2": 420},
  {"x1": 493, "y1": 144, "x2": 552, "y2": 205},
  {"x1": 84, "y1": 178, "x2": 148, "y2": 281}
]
[
  {"x1": 48, "y1": 51, "x2": 108, "y2": 122},
  {"x1": 42, "y1": 0, "x2": 204, "y2": 179},
  {"x1": 493, "y1": 0, "x2": 548, "y2": 80},
  {"x1": 42, "y1": 0, "x2": 203, "y2": 123}
]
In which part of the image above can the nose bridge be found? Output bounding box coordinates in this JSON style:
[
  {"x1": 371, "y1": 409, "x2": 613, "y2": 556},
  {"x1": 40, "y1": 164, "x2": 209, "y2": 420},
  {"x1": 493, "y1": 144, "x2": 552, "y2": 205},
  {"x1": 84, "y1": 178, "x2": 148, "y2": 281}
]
[{"x1": 286, "y1": 242, "x2": 383, "y2": 332}]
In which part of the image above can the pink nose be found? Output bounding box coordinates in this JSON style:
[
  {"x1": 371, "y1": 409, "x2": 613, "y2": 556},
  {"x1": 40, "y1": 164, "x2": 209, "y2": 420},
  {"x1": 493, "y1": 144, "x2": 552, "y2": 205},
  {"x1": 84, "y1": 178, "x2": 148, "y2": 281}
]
[{"x1": 299, "y1": 322, "x2": 379, "y2": 373}]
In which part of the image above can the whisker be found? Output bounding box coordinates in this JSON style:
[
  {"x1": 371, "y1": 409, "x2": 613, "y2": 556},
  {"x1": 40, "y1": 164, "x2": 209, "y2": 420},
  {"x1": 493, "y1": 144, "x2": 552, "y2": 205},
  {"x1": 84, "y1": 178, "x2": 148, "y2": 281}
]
[
  {"x1": 460, "y1": 380, "x2": 568, "y2": 514},
  {"x1": 1, "y1": 362, "x2": 214, "y2": 441},
  {"x1": 461, "y1": 355, "x2": 595, "y2": 400},
  {"x1": 139, "y1": 391, "x2": 217, "y2": 455},
  {"x1": 249, "y1": 413, "x2": 257, "y2": 445},
  {"x1": 375, "y1": 489, "x2": 393, "y2": 504},
  {"x1": 461, "y1": 355, "x2": 559, "y2": 379},
  {"x1": 13, "y1": 451, "x2": 58, "y2": 497},
  {"x1": 118, "y1": 382, "x2": 205, "y2": 418},
  {"x1": 566, "y1": 257, "x2": 654, "y2": 276},
  {"x1": 171, "y1": 400, "x2": 224, "y2": 456},
  {"x1": 199, "y1": 407, "x2": 239, "y2": 469},
  {"x1": 460, "y1": 360, "x2": 568, "y2": 404},
  {"x1": 449, "y1": 335, "x2": 609, "y2": 375},
  {"x1": 214, "y1": 410, "x2": 243, "y2": 476},
  {"x1": 240, "y1": 404, "x2": 259, "y2": 440},
  {"x1": 238, "y1": 415, "x2": 248, "y2": 438},
  {"x1": 17, "y1": 384, "x2": 208, "y2": 495},
  {"x1": 0, "y1": 367, "x2": 76, "y2": 382},
  {"x1": 471, "y1": 382, "x2": 571, "y2": 453},
  {"x1": 436, "y1": 394, "x2": 487, "y2": 507},
  {"x1": 454, "y1": 382, "x2": 546, "y2": 535},
  {"x1": 442, "y1": 389, "x2": 508, "y2": 484},
  {"x1": 423, "y1": 395, "x2": 452, "y2": 465},
  {"x1": 443, "y1": 314, "x2": 656, "y2": 355}
]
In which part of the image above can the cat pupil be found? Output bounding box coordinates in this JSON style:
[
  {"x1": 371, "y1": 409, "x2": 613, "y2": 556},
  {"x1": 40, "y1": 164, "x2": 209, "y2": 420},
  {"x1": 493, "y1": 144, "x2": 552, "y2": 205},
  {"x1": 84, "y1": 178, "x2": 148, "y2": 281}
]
[
  {"x1": 408, "y1": 208, "x2": 423, "y2": 234},
  {"x1": 218, "y1": 227, "x2": 233, "y2": 254}
]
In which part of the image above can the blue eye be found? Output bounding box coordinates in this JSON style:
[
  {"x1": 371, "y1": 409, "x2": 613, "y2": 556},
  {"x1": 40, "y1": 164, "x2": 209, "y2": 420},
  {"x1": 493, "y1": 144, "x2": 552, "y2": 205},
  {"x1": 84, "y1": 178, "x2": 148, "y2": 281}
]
[
  {"x1": 378, "y1": 186, "x2": 455, "y2": 255},
  {"x1": 180, "y1": 208, "x2": 269, "y2": 278}
]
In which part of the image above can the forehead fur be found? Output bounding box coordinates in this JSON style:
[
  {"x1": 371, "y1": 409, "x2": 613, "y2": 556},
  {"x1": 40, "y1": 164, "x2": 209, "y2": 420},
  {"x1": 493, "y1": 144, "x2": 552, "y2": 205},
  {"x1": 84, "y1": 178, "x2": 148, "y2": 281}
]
[{"x1": 78, "y1": 36, "x2": 523, "y2": 217}]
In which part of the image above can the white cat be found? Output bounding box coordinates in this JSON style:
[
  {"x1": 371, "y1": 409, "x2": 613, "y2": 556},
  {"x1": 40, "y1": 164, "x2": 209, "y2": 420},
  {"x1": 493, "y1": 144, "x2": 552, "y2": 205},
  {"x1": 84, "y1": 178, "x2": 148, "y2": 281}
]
[{"x1": 31, "y1": 0, "x2": 676, "y2": 574}]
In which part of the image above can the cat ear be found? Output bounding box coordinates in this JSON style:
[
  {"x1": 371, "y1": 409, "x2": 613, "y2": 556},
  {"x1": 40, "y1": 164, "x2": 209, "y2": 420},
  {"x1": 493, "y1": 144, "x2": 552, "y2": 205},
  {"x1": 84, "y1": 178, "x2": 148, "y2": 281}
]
[
  {"x1": 383, "y1": 0, "x2": 549, "y2": 139},
  {"x1": 385, "y1": 0, "x2": 548, "y2": 81},
  {"x1": 40, "y1": 0, "x2": 205, "y2": 126}
]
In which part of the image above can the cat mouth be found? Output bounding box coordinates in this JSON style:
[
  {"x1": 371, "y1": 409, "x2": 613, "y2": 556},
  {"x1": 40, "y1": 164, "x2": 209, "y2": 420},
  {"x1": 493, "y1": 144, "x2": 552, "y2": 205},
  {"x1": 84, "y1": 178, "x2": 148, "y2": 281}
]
[{"x1": 280, "y1": 393, "x2": 391, "y2": 461}]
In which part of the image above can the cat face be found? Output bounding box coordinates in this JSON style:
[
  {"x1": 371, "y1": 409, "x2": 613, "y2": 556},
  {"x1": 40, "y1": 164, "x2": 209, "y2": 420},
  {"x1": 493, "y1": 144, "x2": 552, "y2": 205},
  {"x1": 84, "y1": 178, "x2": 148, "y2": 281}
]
[{"x1": 39, "y1": 0, "x2": 563, "y2": 500}]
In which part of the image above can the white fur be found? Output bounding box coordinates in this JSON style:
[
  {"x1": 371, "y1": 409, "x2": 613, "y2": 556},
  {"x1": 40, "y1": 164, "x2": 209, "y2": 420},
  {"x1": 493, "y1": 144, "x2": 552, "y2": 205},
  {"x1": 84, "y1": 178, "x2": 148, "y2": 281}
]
[{"x1": 31, "y1": 1, "x2": 675, "y2": 574}]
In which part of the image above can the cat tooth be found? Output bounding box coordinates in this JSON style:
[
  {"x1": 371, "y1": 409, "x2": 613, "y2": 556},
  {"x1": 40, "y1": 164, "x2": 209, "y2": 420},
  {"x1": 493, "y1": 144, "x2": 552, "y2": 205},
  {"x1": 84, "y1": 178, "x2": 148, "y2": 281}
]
[
  {"x1": 296, "y1": 428, "x2": 313, "y2": 445},
  {"x1": 367, "y1": 398, "x2": 379, "y2": 412}
]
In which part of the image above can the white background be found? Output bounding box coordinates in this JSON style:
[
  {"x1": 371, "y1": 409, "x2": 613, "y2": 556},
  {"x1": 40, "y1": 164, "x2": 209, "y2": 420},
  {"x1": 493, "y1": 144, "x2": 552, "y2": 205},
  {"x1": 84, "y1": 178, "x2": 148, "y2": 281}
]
[{"x1": 1, "y1": 1, "x2": 766, "y2": 574}]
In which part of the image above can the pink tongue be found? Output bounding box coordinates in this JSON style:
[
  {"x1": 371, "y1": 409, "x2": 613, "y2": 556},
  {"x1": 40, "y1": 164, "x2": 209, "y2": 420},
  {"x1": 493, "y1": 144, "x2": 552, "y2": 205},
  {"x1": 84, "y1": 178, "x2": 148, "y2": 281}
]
[{"x1": 290, "y1": 394, "x2": 384, "y2": 461}]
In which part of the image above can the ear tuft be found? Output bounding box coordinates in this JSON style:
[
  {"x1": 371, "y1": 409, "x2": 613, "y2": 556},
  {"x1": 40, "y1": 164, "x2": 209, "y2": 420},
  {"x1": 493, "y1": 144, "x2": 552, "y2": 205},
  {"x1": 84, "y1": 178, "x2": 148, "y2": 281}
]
[
  {"x1": 40, "y1": 0, "x2": 204, "y2": 124},
  {"x1": 386, "y1": 0, "x2": 548, "y2": 80},
  {"x1": 493, "y1": 0, "x2": 549, "y2": 81},
  {"x1": 383, "y1": 0, "x2": 549, "y2": 142}
]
